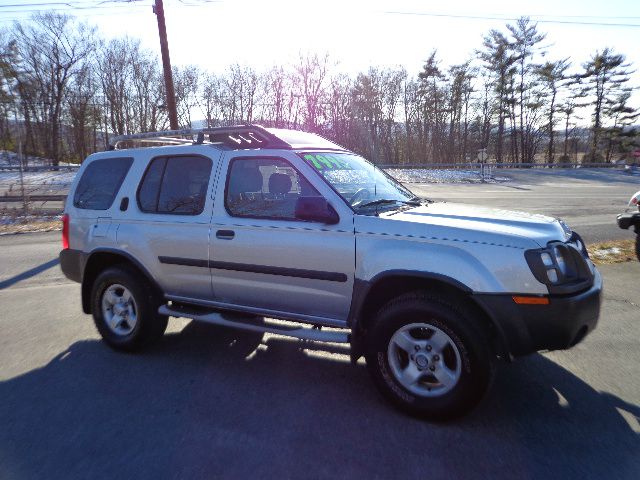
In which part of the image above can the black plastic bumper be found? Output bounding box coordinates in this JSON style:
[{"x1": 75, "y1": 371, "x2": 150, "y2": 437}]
[
  {"x1": 617, "y1": 212, "x2": 640, "y2": 230},
  {"x1": 474, "y1": 269, "x2": 602, "y2": 358},
  {"x1": 59, "y1": 248, "x2": 84, "y2": 283}
]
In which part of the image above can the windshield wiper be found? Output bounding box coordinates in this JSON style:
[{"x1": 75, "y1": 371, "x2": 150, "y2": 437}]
[{"x1": 355, "y1": 198, "x2": 421, "y2": 210}]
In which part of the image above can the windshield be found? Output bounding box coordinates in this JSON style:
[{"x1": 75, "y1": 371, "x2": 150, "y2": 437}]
[{"x1": 299, "y1": 152, "x2": 419, "y2": 212}]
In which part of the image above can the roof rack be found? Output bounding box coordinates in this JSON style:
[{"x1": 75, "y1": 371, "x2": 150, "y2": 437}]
[{"x1": 108, "y1": 125, "x2": 292, "y2": 151}]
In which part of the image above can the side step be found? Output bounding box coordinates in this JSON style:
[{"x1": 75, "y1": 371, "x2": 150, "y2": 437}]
[{"x1": 159, "y1": 304, "x2": 350, "y2": 344}]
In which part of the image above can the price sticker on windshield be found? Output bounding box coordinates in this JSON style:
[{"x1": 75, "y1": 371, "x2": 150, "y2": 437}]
[{"x1": 302, "y1": 154, "x2": 352, "y2": 170}]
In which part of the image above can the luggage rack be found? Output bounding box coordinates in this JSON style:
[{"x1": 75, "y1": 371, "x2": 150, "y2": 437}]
[{"x1": 108, "y1": 125, "x2": 293, "y2": 151}]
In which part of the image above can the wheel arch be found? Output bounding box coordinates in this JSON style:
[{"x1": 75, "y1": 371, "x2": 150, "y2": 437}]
[
  {"x1": 348, "y1": 270, "x2": 511, "y2": 361},
  {"x1": 81, "y1": 248, "x2": 163, "y2": 314}
]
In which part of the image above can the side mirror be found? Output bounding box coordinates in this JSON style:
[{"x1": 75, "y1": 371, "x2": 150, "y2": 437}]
[{"x1": 295, "y1": 196, "x2": 339, "y2": 224}]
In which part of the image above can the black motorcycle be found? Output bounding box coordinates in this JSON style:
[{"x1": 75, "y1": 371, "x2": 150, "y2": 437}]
[{"x1": 617, "y1": 190, "x2": 640, "y2": 261}]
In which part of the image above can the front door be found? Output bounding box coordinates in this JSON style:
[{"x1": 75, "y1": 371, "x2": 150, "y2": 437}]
[{"x1": 208, "y1": 153, "x2": 354, "y2": 323}]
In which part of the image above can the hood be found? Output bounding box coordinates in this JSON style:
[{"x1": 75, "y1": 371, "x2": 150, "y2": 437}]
[{"x1": 356, "y1": 202, "x2": 570, "y2": 249}]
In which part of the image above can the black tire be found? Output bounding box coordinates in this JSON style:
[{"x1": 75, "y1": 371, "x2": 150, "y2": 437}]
[
  {"x1": 635, "y1": 234, "x2": 640, "y2": 262},
  {"x1": 365, "y1": 293, "x2": 494, "y2": 420},
  {"x1": 91, "y1": 265, "x2": 168, "y2": 352}
]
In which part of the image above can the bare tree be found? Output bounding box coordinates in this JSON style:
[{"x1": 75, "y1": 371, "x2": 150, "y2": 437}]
[
  {"x1": 173, "y1": 65, "x2": 200, "y2": 128},
  {"x1": 326, "y1": 73, "x2": 352, "y2": 146},
  {"x1": 11, "y1": 13, "x2": 95, "y2": 165},
  {"x1": 295, "y1": 53, "x2": 329, "y2": 133},
  {"x1": 97, "y1": 37, "x2": 135, "y2": 136},
  {"x1": 65, "y1": 61, "x2": 98, "y2": 161}
]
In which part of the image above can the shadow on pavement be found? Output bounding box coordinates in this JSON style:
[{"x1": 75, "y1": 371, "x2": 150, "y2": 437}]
[
  {"x1": 0, "y1": 258, "x2": 59, "y2": 290},
  {"x1": 0, "y1": 321, "x2": 638, "y2": 479}
]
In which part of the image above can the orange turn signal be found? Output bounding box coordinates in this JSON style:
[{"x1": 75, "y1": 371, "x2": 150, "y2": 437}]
[{"x1": 512, "y1": 296, "x2": 550, "y2": 305}]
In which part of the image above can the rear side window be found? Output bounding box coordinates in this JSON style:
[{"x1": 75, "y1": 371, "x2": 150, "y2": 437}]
[
  {"x1": 137, "y1": 155, "x2": 212, "y2": 215},
  {"x1": 73, "y1": 157, "x2": 133, "y2": 210},
  {"x1": 137, "y1": 157, "x2": 166, "y2": 212}
]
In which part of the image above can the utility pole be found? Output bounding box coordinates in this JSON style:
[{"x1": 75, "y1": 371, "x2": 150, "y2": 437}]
[
  {"x1": 153, "y1": 0, "x2": 179, "y2": 130},
  {"x1": 13, "y1": 108, "x2": 28, "y2": 214}
]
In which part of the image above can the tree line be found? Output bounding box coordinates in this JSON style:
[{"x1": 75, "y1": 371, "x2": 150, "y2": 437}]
[{"x1": 0, "y1": 12, "x2": 638, "y2": 166}]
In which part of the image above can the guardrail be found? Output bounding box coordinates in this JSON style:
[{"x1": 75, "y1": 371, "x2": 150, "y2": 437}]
[
  {"x1": 0, "y1": 194, "x2": 67, "y2": 203},
  {"x1": 379, "y1": 162, "x2": 623, "y2": 169},
  {"x1": 0, "y1": 165, "x2": 80, "y2": 172}
]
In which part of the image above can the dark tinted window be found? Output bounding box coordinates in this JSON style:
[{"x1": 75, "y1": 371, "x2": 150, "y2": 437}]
[
  {"x1": 137, "y1": 157, "x2": 166, "y2": 212},
  {"x1": 137, "y1": 155, "x2": 212, "y2": 215},
  {"x1": 226, "y1": 157, "x2": 319, "y2": 219},
  {"x1": 73, "y1": 157, "x2": 133, "y2": 210}
]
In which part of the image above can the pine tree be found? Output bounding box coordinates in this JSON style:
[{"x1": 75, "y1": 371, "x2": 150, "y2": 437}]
[
  {"x1": 537, "y1": 59, "x2": 570, "y2": 163},
  {"x1": 580, "y1": 48, "x2": 634, "y2": 161},
  {"x1": 478, "y1": 31, "x2": 517, "y2": 163}
]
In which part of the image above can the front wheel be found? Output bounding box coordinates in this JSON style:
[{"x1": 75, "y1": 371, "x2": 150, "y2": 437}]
[
  {"x1": 636, "y1": 234, "x2": 640, "y2": 262},
  {"x1": 91, "y1": 266, "x2": 168, "y2": 351},
  {"x1": 365, "y1": 293, "x2": 494, "y2": 420}
]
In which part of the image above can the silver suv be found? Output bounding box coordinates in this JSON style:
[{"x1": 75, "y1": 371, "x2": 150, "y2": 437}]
[{"x1": 60, "y1": 126, "x2": 602, "y2": 419}]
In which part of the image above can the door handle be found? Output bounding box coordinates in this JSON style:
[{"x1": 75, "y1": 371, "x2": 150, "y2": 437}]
[{"x1": 216, "y1": 229, "x2": 235, "y2": 240}]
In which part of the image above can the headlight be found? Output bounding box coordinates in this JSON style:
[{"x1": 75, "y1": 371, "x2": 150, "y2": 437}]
[
  {"x1": 553, "y1": 246, "x2": 567, "y2": 275},
  {"x1": 525, "y1": 242, "x2": 593, "y2": 294},
  {"x1": 569, "y1": 231, "x2": 589, "y2": 258},
  {"x1": 558, "y1": 219, "x2": 572, "y2": 241},
  {"x1": 539, "y1": 251, "x2": 558, "y2": 283}
]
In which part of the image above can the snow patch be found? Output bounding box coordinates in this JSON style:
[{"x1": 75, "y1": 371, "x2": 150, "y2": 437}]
[
  {"x1": 0, "y1": 150, "x2": 76, "y2": 168},
  {"x1": 386, "y1": 168, "x2": 510, "y2": 184},
  {"x1": 592, "y1": 247, "x2": 622, "y2": 259}
]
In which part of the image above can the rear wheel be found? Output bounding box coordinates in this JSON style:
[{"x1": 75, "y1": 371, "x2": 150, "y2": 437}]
[
  {"x1": 635, "y1": 234, "x2": 640, "y2": 262},
  {"x1": 91, "y1": 266, "x2": 168, "y2": 351},
  {"x1": 365, "y1": 293, "x2": 494, "y2": 420}
]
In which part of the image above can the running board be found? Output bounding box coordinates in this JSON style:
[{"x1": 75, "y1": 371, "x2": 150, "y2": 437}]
[{"x1": 159, "y1": 304, "x2": 350, "y2": 344}]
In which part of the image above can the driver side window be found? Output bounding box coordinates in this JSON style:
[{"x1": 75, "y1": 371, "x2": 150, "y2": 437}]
[{"x1": 225, "y1": 157, "x2": 320, "y2": 220}]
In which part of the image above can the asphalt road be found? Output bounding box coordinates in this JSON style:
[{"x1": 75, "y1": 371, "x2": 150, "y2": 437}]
[
  {"x1": 408, "y1": 168, "x2": 640, "y2": 243},
  {"x1": 0, "y1": 232, "x2": 639, "y2": 480}
]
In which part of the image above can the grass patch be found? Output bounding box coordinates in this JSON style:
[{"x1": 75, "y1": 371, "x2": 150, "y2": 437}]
[
  {"x1": 0, "y1": 215, "x2": 62, "y2": 235},
  {"x1": 588, "y1": 239, "x2": 637, "y2": 265}
]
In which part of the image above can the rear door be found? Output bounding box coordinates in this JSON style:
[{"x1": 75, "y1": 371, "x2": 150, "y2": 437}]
[
  {"x1": 208, "y1": 152, "x2": 355, "y2": 323},
  {"x1": 116, "y1": 150, "x2": 221, "y2": 300}
]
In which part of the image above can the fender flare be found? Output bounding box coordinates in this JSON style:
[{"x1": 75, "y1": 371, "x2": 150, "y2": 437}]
[
  {"x1": 81, "y1": 248, "x2": 163, "y2": 314},
  {"x1": 347, "y1": 269, "x2": 511, "y2": 361}
]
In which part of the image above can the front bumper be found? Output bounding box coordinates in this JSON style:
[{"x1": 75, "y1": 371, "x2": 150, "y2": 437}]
[{"x1": 474, "y1": 268, "x2": 602, "y2": 358}]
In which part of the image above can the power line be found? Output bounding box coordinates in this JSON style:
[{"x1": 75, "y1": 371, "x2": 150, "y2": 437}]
[
  {"x1": 0, "y1": 2, "x2": 150, "y2": 21},
  {"x1": 461, "y1": 13, "x2": 640, "y2": 20},
  {"x1": 0, "y1": 0, "x2": 217, "y2": 20},
  {"x1": 0, "y1": 0, "x2": 218, "y2": 8},
  {"x1": 384, "y1": 11, "x2": 640, "y2": 28},
  {"x1": 0, "y1": 0, "x2": 145, "y2": 9}
]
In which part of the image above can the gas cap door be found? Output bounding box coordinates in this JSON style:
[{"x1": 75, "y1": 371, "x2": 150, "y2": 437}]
[{"x1": 92, "y1": 217, "x2": 112, "y2": 238}]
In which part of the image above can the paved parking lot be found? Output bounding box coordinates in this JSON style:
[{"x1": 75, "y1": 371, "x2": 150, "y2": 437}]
[{"x1": 0, "y1": 229, "x2": 638, "y2": 480}]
